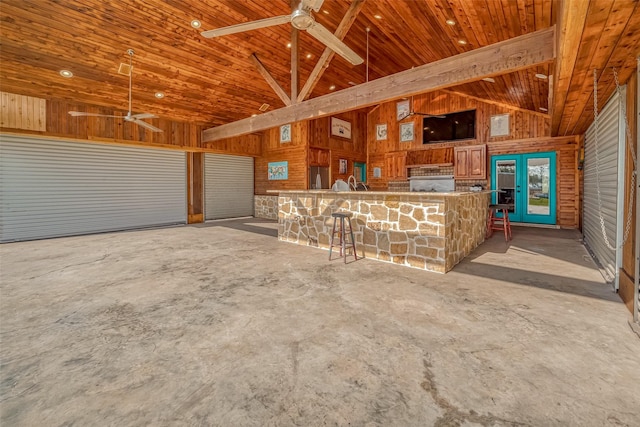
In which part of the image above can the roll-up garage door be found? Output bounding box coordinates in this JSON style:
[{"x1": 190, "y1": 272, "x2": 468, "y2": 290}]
[
  {"x1": 583, "y1": 87, "x2": 625, "y2": 285},
  {"x1": 0, "y1": 135, "x2": 186, "y2": 242},
  {"x1": 204, "y1": 154, "x2": 254, "y2": 220}
]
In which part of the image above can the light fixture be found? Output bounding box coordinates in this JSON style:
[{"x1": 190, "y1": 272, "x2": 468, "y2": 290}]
[
  {"x1": 458, "y1": 39, "x2": 467, "y2": 45},
  {"x1": 446, "y1": 19, "x2": 456, "y2": 26},
  {"x1": 482, "y1": 77, "x2": 495, "y2": 83},
  {"x1": 306, "y1": 53, "x2": 312, "y2": 59},
  {"x1": 287, "y1": 42, "x2": 292, "y2": 48},
  {"x1": 154, "y1": 92, "x2": 165, "y2": 99},
  {"x1": 251, "y1": 113, "x2": 257, "y2": 117},
  {"x1": 539, "y1": 107, "x2": 548, "y2": 112},
  {"x1": 329, "y1": 84, "x2": 336, "y2": 90},
  {"x1": 323, "y1": 10, "x2": 329, "y2": 15},
  {"x1": 59, "y1": 70, "x2": 73, "y2": 78},
  {"x1": 190, "y1": 20, "x2": 201, "y2": 29},
  {"x1": 535, "y1": 73, "x2": 548, "y2": 80},
  {"x1": 374, "y1": 14, "x2": 382, "y2": 20}
]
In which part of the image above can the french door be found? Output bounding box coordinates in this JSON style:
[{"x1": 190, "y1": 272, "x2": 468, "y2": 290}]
[{"x1": 491, "y1": 152, "x2": 556, "y2": 224}]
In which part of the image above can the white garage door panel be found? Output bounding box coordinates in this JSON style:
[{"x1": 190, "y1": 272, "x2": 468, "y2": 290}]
[
  {"x1": 205, "y1": 154, "x2": 254, "y2": 220},
  {"x1": 1, "y1": 135, "x2": 186, "y2": 242},
  {"x1": 582, "y1": 88, "x2": 623, "y2": 284}
]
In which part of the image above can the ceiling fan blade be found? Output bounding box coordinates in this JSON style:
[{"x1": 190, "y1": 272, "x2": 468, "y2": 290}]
[
  {"x1": 128, "y1": 118, "x2": 163, "y2": 133},
  {"x1": 68, "y1": 111, "x2": 118, "y2": 118},
  {"x1": 413, "y1": 112, "x2": 446, "y2": 119},
  {"x1": 306, "y1": 23, "x2": 363, "y2": 65},
  {"x1": 302, "y1": 0, "x2": 325, "y2": 12},
  {"x1": 201, "y1": 15, "x2": 291, "y2": 38},
  {"x1": 130, "y1": 113, "x2": 157, "y2": 120}
]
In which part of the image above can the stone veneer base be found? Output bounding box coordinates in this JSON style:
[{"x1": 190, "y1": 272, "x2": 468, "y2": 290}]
[
  {"x1": 277, "y1": 191, "x2": 490, "y2": 273},
  {"x1": 254, "y1": 195, "x2": 278, "y2": 220}
]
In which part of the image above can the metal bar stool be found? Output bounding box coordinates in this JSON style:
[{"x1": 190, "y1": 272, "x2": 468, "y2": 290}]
[
  {"x1": 487, "y1": 204, "x2": 512, "y2": 242},
  {"x1": 329, "y1": 212, "x2": 358, "y2": 263}
]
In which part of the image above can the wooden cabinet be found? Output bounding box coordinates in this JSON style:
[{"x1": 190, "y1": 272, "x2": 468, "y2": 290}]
[
  {"x1": 454, "y1": 144, "x2": 486, "y2": 179},
  {"x1": 385, "y1": 151, "x2": 407, "y2": 179},
  {"x1": 309, "y1": 147, "x2": 330, "y2": 167}
]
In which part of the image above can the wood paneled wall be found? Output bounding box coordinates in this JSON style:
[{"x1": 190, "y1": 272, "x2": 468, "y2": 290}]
[
  {"x1": 367, "y1": 90, "x2": 552, "y2": 190},
  {"x1": 0, "y1": 93, "x2": 202, "y2": 150},
  {"x1": 310, "y1": 111, "x2": 367, "y2": 184},
  {"x1": 0, "y1": 92, "x2": 46, "y2": 131},
  {"x1": 255, "y1": 111, "x2": 367, "y2": 194},
  {"x1": 204, "y1": 134, "x2": 262, "y2": 157},
  {"x1": 620, "y1": 67, "x2": 638, "y2": 314}
]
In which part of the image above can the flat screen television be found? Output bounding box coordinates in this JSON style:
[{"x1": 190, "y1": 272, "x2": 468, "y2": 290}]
[{"x1": 423, "y1": 109, "x2": 476, "y2": 144}]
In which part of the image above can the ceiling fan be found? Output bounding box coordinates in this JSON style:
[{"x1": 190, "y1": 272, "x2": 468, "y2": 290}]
[
  {"x1": 398, "y1": 96, "x2": 446, "y2": 121},
  {"x1": 201, "y1": 0, "x2": 363, "y2": 65},
  {"x1": 68, "y1": 49, "x2": 162, "y2": 133}
]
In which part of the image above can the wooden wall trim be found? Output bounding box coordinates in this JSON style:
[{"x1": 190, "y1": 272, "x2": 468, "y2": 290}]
[{"x1": 0, "y1": 92, "x2": 46, "y2": 131}]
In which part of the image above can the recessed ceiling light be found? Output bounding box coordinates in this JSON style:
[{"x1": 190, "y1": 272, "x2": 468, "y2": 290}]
[
  {"x1": 287, "y1": 42, "x2": 292, "y2": 48},
  {"x1": 374, "y1": 14, "x2": 382, "y2": 20},
  {"x1": 535, "y1": 73, "x2": 548, "y2": 80},
  {"x1": 59, "y1": 70, "x2": 73, "y2": 78},
  {"x1": 458, "y1": 39, "x2": 467, "y2": 45},
  {"x1": 154, "y1": 92, "x2": 165, "y2": 99},
  {"x1": 323, "y1": 10, "x2": 329, "y2": 15},
  {"x1": 190, "y1": 20, "x2": 201, "y2": 29},
  {"x1": 306, "y1": 53, "x2": 312, "y2": 59},
  {"x1": 329, "y1": 84, "x2": 336, "y2": 90},
  {"x1": 251, "y1": 113, "x2": 257, "y2": 117},
  {"x1": 539, "y1": 107, "x2": 548, "y2": 112},
  {"x1": 482, "y1": 77, "x2": 495, "y2": 83},
  {"x1": 446, "y1": 19, "x2": 456, "y2": 26}
]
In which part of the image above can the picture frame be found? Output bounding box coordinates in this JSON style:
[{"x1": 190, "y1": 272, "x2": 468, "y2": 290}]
[
  {"x1": 376, "y1": 123, "x2": 388, "y2": 141},
  {"x1": 490, "y1": 113, "x2": 510, "y2": 137},
  {"x1": 280, "y1": 123, "x2": 291, "y2": 143},
  {"x1": 400, "y1": 122, "x2": 414, "y2": 142},
  {"x1": 330, "y1": 117, "x2": 352, "y2": 139},
  {"x1": 339, "y1": 159, "x2": 348, "y2": 174},
  {"x1": 267, "y1": 161, "x2": 288, "y2": 180},
  {"x1": 396, "y1": 99, "x2": 410, "y2": 121}
]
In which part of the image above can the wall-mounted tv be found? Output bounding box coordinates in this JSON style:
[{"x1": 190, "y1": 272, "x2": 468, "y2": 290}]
[{"x1": 423, "y1": 109, "x2": 476, "y2": 144}]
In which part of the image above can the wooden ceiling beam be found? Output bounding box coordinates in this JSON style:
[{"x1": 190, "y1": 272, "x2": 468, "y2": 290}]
[
  {"x1": 551, "y1": 0, "x2": 589, "y2": 135},
  {"x1": 203, "y1": 26, "x2": 556, "y2": 142},
  {"x1": 249, "y1": 53, "x2": 291, "y2": 106},
  {"x1": 297, "y1": 0, "x2": 366, "y2": 102}
]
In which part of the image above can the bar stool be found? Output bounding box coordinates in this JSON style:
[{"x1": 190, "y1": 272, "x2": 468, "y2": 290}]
[
  {"x1": 329, "y1": 212, "x2": 358, "y2": 263},
  {"x1": 487, "y1": 204, "x2": 512, "y2": 242}
]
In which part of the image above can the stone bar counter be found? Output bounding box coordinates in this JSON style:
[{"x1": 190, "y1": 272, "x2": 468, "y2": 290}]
[{"x1": 276, "y1": 190, "x2": 491, "y2": 273}]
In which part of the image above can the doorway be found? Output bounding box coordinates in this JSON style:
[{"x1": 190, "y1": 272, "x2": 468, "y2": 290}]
[{"x1": 491, "y1": 152, "x2": 556, "y2": 225}]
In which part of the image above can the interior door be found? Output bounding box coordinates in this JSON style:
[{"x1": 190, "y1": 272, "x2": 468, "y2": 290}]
[{"x1": 491, "y1": 152, "x2": 556, "y2": 225}]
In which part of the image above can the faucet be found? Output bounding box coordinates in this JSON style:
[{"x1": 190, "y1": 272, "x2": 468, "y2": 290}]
[{"x1": 347, "y1": 175, "x2": 357, "y2": 191}]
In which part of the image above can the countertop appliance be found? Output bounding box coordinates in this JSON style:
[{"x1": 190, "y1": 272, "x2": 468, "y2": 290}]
[{"x1": 409, "y1": 175, "x2": 455, "y2": 192}]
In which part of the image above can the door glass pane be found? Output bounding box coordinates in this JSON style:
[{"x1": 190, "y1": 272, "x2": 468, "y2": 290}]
[
  {"x1": 526, "y1": 157, "x2": 550, "y2": 215},
  {"x1": 496, "y1": 160, "x2": 516, "y2": 213}
]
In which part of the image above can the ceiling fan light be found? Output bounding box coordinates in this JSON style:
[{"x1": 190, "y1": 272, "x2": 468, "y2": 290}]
[
  {"x1": 291, "y1": 9, "x2": 314, "y2": 30},
  {"x1": 59, "y1": 70, "x2": 73, "y2": 78}
]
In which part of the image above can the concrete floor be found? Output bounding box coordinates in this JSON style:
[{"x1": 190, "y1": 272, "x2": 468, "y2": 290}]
[{"x1": 1, "y1": 219, "x2": 639, "y2": 426}]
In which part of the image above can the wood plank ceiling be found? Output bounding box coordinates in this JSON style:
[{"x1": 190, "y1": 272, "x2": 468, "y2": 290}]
[{"x1": 0, "y1": 0, "x2": 638, "y2": 137}]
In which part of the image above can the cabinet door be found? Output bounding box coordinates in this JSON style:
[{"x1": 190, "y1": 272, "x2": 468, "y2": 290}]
[
  {"x1": 454, "y1": 147, "x2": 469, "y2": 178},
  {"x1": 468, "y1": 145, "x2": 487, "y2": 179},
  {"x1": 385, "y1": 152, "x2": 407, "y2": 179}
]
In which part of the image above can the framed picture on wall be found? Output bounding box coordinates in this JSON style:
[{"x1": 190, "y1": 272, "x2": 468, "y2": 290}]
[
  {"x1": 280, "y1": 124, "x2": 291, "y2": 143},
  {"x1": 490, "y1": 114, "x2": 510, "y2": 137},
  {"x1": 376, "y1": 123, "x2": 387, "y2": 141},
  {"x1": 339, "y1": 159, "x2": 348, "y2": 174},
  {"x1": 400, "y1": 122, "x2": 414, "y2": 142},
  {"x1": 330, "y1": 117, "x2": 352, "y2": 139},
  {"x1": 396, "y1": 99, "x2": 410, "y2": 121},
  {"x1": 268, "y1": 161, "x2": 288, "y2": 180}
]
